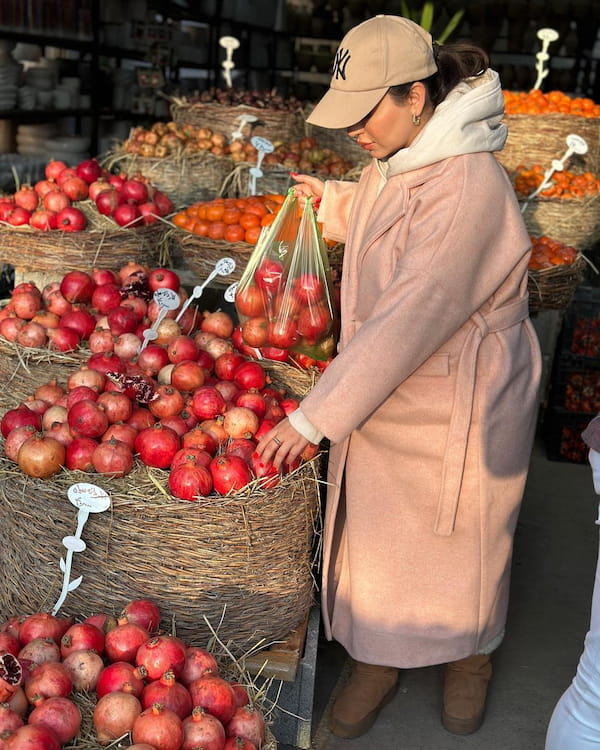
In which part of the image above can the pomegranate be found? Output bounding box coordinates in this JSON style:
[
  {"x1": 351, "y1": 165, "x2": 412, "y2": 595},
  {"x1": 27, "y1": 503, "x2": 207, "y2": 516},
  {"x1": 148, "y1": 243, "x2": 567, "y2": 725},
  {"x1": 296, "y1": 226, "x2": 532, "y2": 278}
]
[
  {"x1": 17, "y1": 433, "x2": 65, "y2": 479},
  {"x1": 132, "y1": 703, "x2": 183, "y2": 750},
  {"x1": 60, "y1": 270, "x2": 95, "y2": 304},
  {"x1": 6, "y1": 687, "x2": 27, "y2": 718},
  {"x1": 137, "y1": 343, "x2": 169, "y2": 375},
  {"x1": 250, "y1": 452, "x2": 280, "y2": 489},
  {"x1": 230, "y1": 682, "x2": 250, "y2": 708},
  {"x1": 181, "y1": 427, "x2": 217, "y2": 455},
  {"x1": 233, "y1": 361, "x2": 266, "y2": 391},
  {"x1": 225, "y1": 705, "x2": 266, "y2": 748},
  {"x1": 188, "y1": 673, "x2": 237, "y2": 724},
  {"x1": 28, "y1": 695, "x2": 81, "y2": 744},
  {"x1": 199, "y1": 418, "x2": 228, "y2": 450},
  {"x1": 4, "y1": 424, "x2": 38, "y2": 462},
  {"x1": 223, "y1": 736, "x2": 257, "y2": 750},
  {"x1": 34, "y1": 380, "x2": 65, "y2": 404},
  {"x1": 119, "y1": 598, "x2": 161, "y2": 632},
  {"x1": 241, "y1": 316, "x2": 269, "y2": 348},
  {"x1": 141, "y1": 670, "x2": 192, "y2": 719},
  {"x1": 12, "y1": 291, "x2": 43, "y2": 320},
  {"x1": 148, "y1": 385, "x2": 185, "y2": 419},
  {"x1": 17, "y1": 638, "x2": 60, "y2": 666},
  {"x1": 0, "y1": 702, "x2": 23, "y2": 739},
  {"x1": 3, "y1": 724, "x2": 61, "y2": 750},
  {"x1": 166, "y1": 334, "x2": 200, "y2": 363},
  {"x1": 225, "y1": 438, "x2": 256, "y2": 464},
  {"x1": 60, "y1": 622, "x2": 105, "y2": 658},
  {"x1": 18, "y1": 613, "x2": 71, "y2": 646},
  {"x1": 0, "y1": 632, "x2": 20, "y2": 657},
  {"x1": 190, "y1": 386, "x2": 226, "y2": 421},
  {"x1": 235, "y1": 285, "x2": 267, "y2": 318},
  {"x1": 204, "y1": 336, "x2": 234, "y2": 360},
  {"x1": 87, "y1": 351, "x2": 126, "y2": 377},
  {"x1": 135, "y1": 635, "x2": 187, "y2": 682},
  {"x1": 148, "y1": 267, "x2": 180, "y2": 293},
  {"x1": 180, "y1": 646, "x2": 219, "y2": 686},
  {"x1": 97, "y1": 391, "x2": 133, "y2": 423},
  {"x1": 235, "y1": 390, "x2": 267, "y2": 418},
  {"x1": 122, "y1": 179, "x2": 150, "y2": 204},
  {"x1": 209, "y1": 454, "x2": 252, "y2": 495},
  {"x1": 61, "y1": 649, "x2": 104, "y2": 691},
  {"x1": 96, "y1": 661, "x2": 146, "y2": 699},
  {"x1": 214, "y1": 379, "x2": 240, "y2": 404},
  {"x1": 102, "y1": 421, "x2": 138, "y2": 449},
  {"x1": 93, "y1": 691, "x2": 142, "y2": 745},
  {"x1": 113, "y1": 332, "x2": 142, "y2": 360},
  {"x1": 159, "y1": 414, "x2": 189, "y2": 437},
  {"x1": 168, "y1": 464, "x2": 213, "y2": 501},
  {"x1": 65, "y1": 436, "x2": 98, "y2": 472},
  {"x1": 223, "y1": 406, "x2": 260, "y2": 439},
  {"x1": 107, "y1": 305, "x2": 139, "y2": 336},
  {"x1": 24, "y1": 661, "x2": 72, "y2": 705},
  {"x1": 76, "y1": 158, "x2": 102, "y2": 184},
  {"x1": 66, "y1": 385, "x2": 99, "y2": 409},
  {"x1": 201, "y1": 310, "x2": 234, "y2": 339},
  {"x1": 135, "y1": 424, "x2": 180, "y2": 469},
  {"x1": 67, "y1": 399, "x2": 109, "y2": 438},
  {"x1": 91, "y1": 283, "x2": 122, "y2": 315},
  {"x1": 214, "y1": 352, "x2": 245, "y2": 381},
  {"x1": 104, "y1": 623, "x2": 150, "y2": 664},
  {"x1": 0, "y1": 654, "x2": 22, "y2": 703},
  {"x1": 181, "y1": 706, "x2": 226, "y2": 750},
  {"x1": 1, "y1": 407, "x2": 41, "y2": 438},
  {"x1": 171, "y1": 447, "x2": 213, "y2": 471}
]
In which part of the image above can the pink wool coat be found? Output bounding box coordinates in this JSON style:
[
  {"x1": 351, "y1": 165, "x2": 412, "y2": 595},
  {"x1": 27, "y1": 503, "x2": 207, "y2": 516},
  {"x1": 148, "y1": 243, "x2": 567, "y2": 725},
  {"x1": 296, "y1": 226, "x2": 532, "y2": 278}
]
[{"x1": 300, "y1": 152, "x2": 542, "y2": 668}]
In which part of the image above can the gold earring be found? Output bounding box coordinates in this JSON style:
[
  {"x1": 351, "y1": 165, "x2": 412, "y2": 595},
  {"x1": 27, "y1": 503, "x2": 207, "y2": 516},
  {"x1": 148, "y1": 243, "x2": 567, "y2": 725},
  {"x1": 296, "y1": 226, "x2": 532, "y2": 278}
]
[{"x1": 412, "y1": 113, "x2": 421, "y2": 126}]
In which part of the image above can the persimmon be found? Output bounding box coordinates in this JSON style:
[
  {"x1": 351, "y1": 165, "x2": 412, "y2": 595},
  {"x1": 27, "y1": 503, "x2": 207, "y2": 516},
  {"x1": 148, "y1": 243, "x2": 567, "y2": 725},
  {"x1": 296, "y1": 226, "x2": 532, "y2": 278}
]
[
  {"x1": 207, "y1": 221, "x2": 226, "y2": 240},
  {"x1": 261, "y1": 213, "x2": 276, "y2": 227},
  {"x1": 240, "y1": 212, "x2": 261, "y2": 229},
  {"x1": 191, "y1": 220, "x2": 210, "y2": 236},
  {"x1": 205, "y1": 203, "x2": 225, "y2": 222},
  {"x1": 243, "y1": 202, "x2": 268, "y2": 218},
  {"x1": 172, "y1": 212, "x2": 188, "y2": 228},
  {"x1": 244, "y1": 225, "x2": 262, "y2": 244},
  {"x1": 223, "y1": 208, "x2": 242, "y2": 225},
  {"x1": 224, "y1": 224, "x2": 246, "y2": 243}
]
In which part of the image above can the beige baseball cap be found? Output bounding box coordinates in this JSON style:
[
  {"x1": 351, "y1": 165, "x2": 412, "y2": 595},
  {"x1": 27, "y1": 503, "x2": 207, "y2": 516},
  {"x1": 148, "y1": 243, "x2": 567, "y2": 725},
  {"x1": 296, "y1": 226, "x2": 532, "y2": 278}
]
[{"x1": 307, "y1": 15, "x2": 438, "y2": 130}]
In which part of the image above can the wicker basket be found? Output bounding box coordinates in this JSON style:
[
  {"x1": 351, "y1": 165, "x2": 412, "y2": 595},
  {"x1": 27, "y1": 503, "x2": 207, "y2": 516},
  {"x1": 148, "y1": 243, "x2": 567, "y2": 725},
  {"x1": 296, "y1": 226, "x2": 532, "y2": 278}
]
[
  {"x1": 519, "y1": 194, "x2": 600, "y2": 251},
  {"x1": 171, "y1": 101, "x2": 306, "y2": 144},
  {"x1": 102, "y1": 149, "x2": 235, "y2": 208},
  {"x1": 0, "y1": 339, "x2": 88, "y2": 409},
  {"x1": 496, "y1": 114, "x2": 600, "y2": 174},
  {"x1": 263, "y1": 359, "x2": 321, "y2": 399},
  {"x1": 0, "y1": 202, "x2": 169, "y2": 287},
  {"x1": 304, "y1": 123, "x2": 371, "y2": 170},
  {"x1": 170, "y1": 229, "x2": 254, "y2": 285},
  {"x1": 0, "y1": 454, "x2": 321, "y2": 653},
  {"x1": 527, "y1": 253, "x2": 588, "y2": 312}
]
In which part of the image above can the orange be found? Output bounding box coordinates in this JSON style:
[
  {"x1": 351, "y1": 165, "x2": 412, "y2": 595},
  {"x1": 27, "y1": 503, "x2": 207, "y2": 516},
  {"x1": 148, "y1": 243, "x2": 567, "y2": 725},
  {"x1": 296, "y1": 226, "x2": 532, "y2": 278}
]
[
  {"x1": 243, "y1": 202, "x2": 268, "y2": 218},
  {"x1": 260, "y1": 213, "x2": 276, "y2": 227},
  {"x1": 172, "y1": 212, "x2": 188, "y2": 228},
  {"x1": 191, "y1": 219, "x2": 210, "y2": 236}
]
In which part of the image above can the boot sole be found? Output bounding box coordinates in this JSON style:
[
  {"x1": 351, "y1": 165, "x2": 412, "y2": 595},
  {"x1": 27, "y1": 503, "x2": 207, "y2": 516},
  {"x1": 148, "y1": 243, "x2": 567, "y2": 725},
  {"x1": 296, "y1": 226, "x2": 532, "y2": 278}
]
[
  {"x1": 441, "y1": 708, "x2": 484, "y2": 735},
  {"x1": 328, "y1": 681, "x2": 399, "y2": 739}
]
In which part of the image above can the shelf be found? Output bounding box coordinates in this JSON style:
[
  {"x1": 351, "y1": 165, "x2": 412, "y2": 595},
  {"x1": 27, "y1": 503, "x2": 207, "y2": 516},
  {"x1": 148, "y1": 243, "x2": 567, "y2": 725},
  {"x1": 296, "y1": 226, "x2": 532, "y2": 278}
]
[{"x1": 0, "y1": 27, "x2": 93, "y2": 51}]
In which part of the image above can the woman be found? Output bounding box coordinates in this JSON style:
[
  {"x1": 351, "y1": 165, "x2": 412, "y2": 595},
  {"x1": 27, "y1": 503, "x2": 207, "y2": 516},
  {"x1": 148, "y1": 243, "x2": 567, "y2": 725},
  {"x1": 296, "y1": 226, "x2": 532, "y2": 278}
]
[
  {"x1": 256, "y1": 14, "x2": 542, "y2": 738},
  {"x1": 545, "y1": 415, "x2": 600, "y2": 749}
]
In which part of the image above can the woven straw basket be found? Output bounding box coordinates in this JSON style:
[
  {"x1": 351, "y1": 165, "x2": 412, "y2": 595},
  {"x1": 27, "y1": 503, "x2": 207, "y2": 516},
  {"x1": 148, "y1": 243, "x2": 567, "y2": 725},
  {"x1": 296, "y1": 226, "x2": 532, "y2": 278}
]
[
  {"x1": 102, "y1": 149, "x2": 235, "y2": 208},
  {"x1": 171, "y1": 101, "x2": 306, "y2": 144},
  {"x1": 0, "y1": 454, "x2": 321, "y2": 653},
  {"x1": 0, "y1": 339, "x2": 88, "y2": 409},
  {"x1": 262, "y1": 359, "x2": 321, "y2": 399},
  {"x1": 519, "y1": 194, "x2": 600, "y2": 251},
  {"x1": 496, "y1": 114, "x2": 600, "y2": 174},
  {"x1": 0, "y1": 205, "x2": 169, "y2": 287},
  {"x1": 221, "y1": 162, "x2": 293, "y2": 199},
  {"x1": 304, "y1": 123, "x2": 371, "y2": 170},
  {"x1": 170, "y1": 230, "x2": 254, "y2": 284},
  {"x1": 527, "y1": 253, "x2": 588, "y2": 312}
]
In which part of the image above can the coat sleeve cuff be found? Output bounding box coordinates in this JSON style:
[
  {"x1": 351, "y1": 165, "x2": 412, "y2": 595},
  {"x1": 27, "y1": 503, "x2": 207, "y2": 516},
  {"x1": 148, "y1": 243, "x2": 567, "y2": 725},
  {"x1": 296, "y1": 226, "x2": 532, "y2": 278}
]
[{"x1": 288, "y1": 408, "x2": 325, "y2": 445}]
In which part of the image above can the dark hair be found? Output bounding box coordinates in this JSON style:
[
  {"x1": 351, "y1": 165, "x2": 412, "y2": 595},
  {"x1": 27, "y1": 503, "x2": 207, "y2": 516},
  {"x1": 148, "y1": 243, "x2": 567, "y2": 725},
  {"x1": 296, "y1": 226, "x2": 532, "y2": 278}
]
[{"x1": 389, "y1": 43, "x2": 490, "y2": 109}]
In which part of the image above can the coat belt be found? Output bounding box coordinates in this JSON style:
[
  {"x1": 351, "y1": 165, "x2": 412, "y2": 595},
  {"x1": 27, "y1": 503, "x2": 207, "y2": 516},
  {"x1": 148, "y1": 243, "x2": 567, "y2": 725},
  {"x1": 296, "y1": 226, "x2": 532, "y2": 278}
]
[{"x1": 433, "y1": 295, "x2": 531, "y2": 536}]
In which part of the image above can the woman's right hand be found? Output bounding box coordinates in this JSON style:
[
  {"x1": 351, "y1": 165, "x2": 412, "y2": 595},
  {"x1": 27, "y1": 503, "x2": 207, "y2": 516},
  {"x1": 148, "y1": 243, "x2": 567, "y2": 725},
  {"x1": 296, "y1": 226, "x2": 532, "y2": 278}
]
[{"x1": 290, "y1": 173, "x2": 325, "y2": 204}]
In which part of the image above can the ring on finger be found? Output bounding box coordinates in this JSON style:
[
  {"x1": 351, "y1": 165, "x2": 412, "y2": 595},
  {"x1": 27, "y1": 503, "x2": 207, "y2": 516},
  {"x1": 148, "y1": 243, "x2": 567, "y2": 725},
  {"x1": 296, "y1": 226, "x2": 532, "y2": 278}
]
[{"x1": 272, "y1": 436, "x2": 282, "y2": 446}]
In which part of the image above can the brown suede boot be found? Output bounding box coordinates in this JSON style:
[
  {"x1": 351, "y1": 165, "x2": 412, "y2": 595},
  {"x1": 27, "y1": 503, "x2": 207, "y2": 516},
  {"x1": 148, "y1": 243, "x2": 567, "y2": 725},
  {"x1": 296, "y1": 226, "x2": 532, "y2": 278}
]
[
  {"x1": 442, "y1": 654, "x2": 492, "y2": 735},
  {"x1": 328, "y1": 660, "x2": 399, "y2": 739}
]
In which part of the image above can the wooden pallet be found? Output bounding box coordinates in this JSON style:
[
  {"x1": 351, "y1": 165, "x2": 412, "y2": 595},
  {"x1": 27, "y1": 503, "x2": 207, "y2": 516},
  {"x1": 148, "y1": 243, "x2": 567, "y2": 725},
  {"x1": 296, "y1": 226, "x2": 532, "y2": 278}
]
[{"x1": 243, "y1": 611, "x2": 311, "y2": 682}]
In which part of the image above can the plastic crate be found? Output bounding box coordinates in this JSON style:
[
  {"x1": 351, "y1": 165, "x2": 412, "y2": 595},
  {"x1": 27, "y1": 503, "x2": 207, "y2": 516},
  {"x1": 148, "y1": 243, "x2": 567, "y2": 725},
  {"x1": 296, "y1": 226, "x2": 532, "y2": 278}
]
[
  {"x1": 543, "y1": 407, "x2": 593, "y2": 464},
  {"x1": 548, "y1": 353, "x2": 600, "y2": 414},
  {"x1": 557, "y1": 285, "x2": 600, "y2": 359}
]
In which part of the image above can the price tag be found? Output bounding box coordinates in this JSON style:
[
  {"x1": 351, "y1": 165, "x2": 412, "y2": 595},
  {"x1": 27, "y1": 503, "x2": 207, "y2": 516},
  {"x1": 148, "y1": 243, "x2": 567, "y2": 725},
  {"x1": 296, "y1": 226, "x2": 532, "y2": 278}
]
[
  {"x1": 175, "y1": 258, "x2": 237, "y2": 322},
  {"x1": 139, "y1": 288, "x2": 180, "y2": 352},
  {"x1": 52, "y1": 483, "x2": 111, "y2": 616},
  {"x1": 533, "y1": 27, "x2": 559, "y2": 90},
  {"x1": 224, "y1": 282, "x2": 238, "y2": 303},
  {"x1": 231, "y1": 114, "x2": 258, "y2": 141},
  {"x1": 248, "y1": 137, "x2": 275, "y2": 195},
  {"x1": 220, "y1": 35, "x2": 240, "y2": 89}
]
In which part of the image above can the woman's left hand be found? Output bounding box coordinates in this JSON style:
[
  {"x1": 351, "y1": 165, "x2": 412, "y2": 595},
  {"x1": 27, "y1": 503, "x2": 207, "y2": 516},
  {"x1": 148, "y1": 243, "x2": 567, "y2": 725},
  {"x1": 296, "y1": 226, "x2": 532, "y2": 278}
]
[{"x1": 255, "y1": 417, "x2": 312, "y2": 471}]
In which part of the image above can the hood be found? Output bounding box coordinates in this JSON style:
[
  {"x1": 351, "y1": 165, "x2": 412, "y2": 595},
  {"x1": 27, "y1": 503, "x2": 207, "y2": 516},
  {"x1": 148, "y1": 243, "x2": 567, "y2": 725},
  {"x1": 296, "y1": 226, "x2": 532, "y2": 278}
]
[{"x1": 385, "y1": 69, "x2": 507, "y2": 176}]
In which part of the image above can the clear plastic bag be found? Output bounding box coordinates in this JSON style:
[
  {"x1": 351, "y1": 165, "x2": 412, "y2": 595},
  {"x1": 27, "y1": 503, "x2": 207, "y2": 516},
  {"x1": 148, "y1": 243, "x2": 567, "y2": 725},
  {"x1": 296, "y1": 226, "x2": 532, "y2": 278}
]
[{"x1": 235, "y1": 189, "x2": 337, "y2": 362}]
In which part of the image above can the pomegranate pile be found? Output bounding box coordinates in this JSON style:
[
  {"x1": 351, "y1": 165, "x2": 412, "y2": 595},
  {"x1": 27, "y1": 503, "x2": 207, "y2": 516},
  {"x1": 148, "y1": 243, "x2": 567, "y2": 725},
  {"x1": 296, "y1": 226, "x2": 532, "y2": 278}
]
[
  {"x1": 0, "y1": 158, "x2": 173, "y2": 232},
  {"x1": 0, "y1": 597, "x2": 267, "y2": 749},
  {"x1": 0, "y1": 264, "x2": 321, "y2": 499}
]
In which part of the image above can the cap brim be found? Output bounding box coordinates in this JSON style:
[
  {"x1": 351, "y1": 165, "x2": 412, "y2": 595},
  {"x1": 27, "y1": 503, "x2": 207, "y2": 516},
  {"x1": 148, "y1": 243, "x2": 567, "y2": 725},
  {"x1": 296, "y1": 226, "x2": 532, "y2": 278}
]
[{"x1": 306, "y1": 86, "x2": 388, "y2": 129}]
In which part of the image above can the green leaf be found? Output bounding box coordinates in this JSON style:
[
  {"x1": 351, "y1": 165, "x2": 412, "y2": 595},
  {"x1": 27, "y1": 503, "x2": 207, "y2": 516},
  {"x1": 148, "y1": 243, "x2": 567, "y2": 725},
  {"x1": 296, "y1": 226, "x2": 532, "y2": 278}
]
[
  {"x1": 437, "y1": 9, "x2": 465, "y2": 43},
  {"x1": 419, "y1": 1, "x2": 435, "y2": 31},
  {"x1": 399, "y1": 0, "x2": 411, "y2": 18}
]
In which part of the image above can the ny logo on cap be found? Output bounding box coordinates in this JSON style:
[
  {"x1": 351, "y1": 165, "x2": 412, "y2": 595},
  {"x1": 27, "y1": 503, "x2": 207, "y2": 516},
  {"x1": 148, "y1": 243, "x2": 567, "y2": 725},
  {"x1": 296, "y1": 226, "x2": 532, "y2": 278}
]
[{"x1": 332, "y1": 47, "x2": 350, "y2": 80}]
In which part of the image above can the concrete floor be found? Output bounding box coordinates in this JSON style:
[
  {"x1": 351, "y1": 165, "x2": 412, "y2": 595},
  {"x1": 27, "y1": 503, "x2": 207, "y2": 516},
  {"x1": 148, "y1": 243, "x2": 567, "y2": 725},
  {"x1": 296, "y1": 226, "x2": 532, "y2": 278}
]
[{"x1": 281, "y1": 434, "x2": 598, "y2": 749}]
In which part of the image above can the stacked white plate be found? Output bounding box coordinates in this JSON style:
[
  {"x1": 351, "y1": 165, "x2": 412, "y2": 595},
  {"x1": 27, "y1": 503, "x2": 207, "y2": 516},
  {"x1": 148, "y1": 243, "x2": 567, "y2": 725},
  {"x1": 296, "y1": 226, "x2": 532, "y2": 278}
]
[
  {"x1": 25, "y1": 64, "x2": 56, "y2": 92},
  {"x1": 17, "y1": 123, "x2": 58, "y2": 156},
  {"x1": 0, "y1": 59, "x2": 22, "y2": 109},
  {"x1": 44, "y1": 134, "x2": 90, "y2": 164}
]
